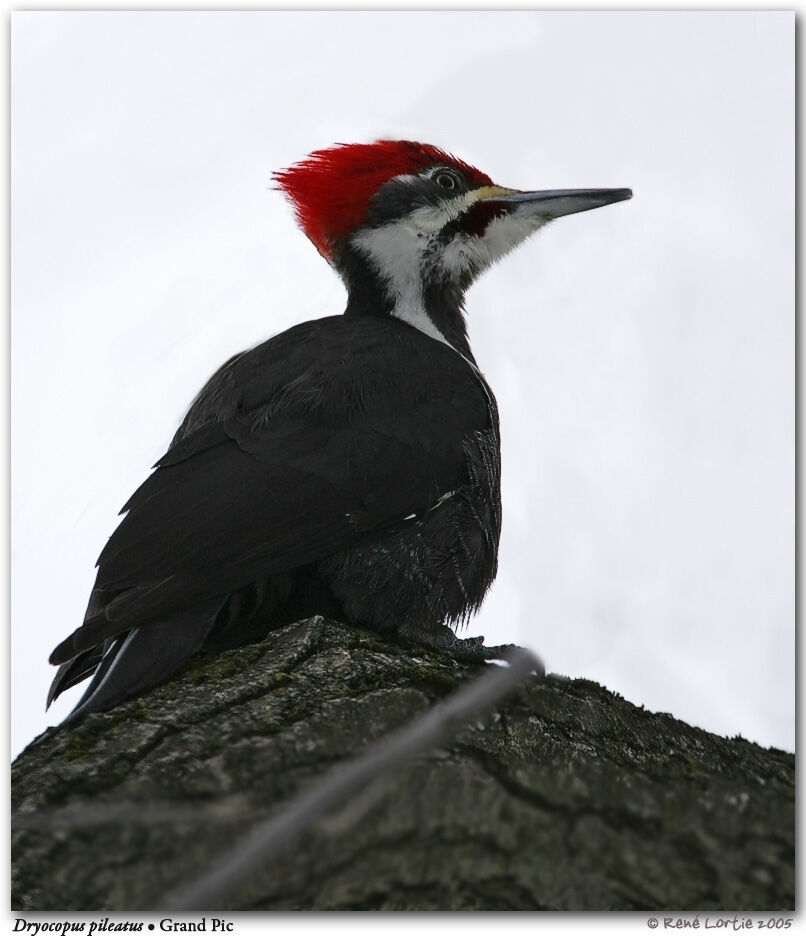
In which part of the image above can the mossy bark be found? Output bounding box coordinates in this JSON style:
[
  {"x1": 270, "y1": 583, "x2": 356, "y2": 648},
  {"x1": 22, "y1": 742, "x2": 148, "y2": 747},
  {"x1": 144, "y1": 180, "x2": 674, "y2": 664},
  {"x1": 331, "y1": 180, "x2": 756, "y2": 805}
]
[{"x1": 12, "y1": 617, "x2": 794, "y2": 911}]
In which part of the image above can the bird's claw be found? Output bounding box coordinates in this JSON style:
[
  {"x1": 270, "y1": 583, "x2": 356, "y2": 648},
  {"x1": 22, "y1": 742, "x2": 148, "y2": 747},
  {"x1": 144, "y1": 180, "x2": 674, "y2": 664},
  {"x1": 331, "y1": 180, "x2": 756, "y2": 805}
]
[
  {"x1": 470, "y1": 641, "x2": 546, "y2": 680},
  {"x1": 424, "y1": 626, "x2": 541, "y2": 672}
]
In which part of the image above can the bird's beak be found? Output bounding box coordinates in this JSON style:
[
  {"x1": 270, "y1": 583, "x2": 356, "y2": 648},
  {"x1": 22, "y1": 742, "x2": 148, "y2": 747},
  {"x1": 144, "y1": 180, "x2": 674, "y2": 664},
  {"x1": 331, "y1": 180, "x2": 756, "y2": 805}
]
[{"x1": 474, "y1": 185, "x2": 632, "y2": 219}]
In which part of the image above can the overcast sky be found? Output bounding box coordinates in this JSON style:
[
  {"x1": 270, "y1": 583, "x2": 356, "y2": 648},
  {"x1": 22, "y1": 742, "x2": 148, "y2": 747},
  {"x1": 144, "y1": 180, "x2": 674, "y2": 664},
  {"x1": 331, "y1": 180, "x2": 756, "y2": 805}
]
[{"x1": 11, "y1": 11, "x2": 793, "y2": 757}]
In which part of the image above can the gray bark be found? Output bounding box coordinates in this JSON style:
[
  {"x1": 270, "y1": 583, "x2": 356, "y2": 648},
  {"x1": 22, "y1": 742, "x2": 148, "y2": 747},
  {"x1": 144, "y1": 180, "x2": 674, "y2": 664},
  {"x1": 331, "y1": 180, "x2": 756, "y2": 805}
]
[{"x1": 12, "y1": 617, "x2": 794, "y2": 911}]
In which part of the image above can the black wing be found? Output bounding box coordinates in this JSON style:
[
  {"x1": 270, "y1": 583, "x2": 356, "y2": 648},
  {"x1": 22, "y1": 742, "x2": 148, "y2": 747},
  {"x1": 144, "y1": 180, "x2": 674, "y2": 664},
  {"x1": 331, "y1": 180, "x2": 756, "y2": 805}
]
[{"x1": 51, "y1": 315, "x2": 491, "y2": 667}]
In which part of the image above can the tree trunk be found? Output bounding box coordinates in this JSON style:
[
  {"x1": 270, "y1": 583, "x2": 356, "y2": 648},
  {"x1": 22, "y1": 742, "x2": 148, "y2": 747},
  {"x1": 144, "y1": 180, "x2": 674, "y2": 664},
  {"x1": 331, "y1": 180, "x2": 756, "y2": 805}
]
[{"x1": 11, "y1": 617, "x2": 794, "y2": 911}]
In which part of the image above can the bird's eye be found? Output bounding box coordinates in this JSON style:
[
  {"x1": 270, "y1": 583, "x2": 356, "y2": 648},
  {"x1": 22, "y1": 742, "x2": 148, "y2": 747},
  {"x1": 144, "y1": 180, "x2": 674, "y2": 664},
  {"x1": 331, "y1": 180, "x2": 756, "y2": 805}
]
[{"x1": 434, "y1": 171, "x2": 458, "y2": 191}]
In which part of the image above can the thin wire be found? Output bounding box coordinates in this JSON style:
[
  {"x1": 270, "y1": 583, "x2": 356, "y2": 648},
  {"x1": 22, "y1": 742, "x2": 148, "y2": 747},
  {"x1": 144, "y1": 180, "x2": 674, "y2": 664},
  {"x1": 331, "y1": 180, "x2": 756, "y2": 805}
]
[{"x1": 160, "y1": 647, "x2": 542, "y2": 910}]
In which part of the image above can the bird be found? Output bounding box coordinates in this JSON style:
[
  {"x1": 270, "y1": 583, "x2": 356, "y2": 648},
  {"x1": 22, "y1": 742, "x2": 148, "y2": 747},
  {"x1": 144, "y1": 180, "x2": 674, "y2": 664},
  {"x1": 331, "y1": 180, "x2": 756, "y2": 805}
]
[{"x1": 47, "y1": 140, "x2": 631, "y2": 722}]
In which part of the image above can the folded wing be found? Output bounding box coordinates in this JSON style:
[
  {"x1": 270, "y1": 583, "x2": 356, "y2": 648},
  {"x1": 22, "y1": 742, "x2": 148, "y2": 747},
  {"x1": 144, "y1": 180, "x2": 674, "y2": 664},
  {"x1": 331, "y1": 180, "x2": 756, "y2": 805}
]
[{"x1": 50, "y1": 316, "x2": 490, "y2": 676}]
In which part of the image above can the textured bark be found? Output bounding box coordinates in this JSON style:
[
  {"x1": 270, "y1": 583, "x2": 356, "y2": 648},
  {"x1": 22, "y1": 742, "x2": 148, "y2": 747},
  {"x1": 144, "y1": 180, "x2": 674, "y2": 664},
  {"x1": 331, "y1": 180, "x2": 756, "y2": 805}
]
[{"x1": 12, "y1": 617, "x2": 794, "y2": 911}]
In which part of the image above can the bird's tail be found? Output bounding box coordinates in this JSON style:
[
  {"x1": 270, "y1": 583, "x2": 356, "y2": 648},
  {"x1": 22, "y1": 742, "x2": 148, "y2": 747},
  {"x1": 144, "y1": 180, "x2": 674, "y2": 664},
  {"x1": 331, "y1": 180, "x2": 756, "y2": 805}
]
[{"x1": 49, "y1": 597, "x2": 227, "y2": 725}]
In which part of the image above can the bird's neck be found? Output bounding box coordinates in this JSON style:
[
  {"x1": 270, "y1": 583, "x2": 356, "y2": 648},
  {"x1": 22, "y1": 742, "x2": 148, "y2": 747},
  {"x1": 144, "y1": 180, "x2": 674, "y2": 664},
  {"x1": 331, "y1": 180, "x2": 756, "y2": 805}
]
[{"x1": 339, "y1": 242, "x2": 474, "y2": 361}]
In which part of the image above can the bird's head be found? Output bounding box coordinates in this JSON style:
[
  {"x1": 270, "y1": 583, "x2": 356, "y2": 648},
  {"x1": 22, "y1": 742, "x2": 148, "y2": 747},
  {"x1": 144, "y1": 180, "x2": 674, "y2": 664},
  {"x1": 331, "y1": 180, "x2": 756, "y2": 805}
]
[{"x1": 274, "y1": 141, "x2": 631, "y2": 353}]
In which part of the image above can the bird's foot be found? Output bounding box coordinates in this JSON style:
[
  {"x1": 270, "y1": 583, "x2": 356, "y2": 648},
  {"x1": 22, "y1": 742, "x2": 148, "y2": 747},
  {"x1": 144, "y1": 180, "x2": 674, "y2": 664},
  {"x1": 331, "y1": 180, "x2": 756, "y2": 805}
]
[{"x1": 424, "y1": 625, "x2": 543, "y2": 673}]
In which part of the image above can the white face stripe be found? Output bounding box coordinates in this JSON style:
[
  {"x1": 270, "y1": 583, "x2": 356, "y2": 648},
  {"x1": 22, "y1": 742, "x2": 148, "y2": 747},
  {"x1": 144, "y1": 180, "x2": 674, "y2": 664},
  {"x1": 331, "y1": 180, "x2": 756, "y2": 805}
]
[
  {"x1": 351, "y1": 220, "x2": 454, "y2": 350},
  {"x1": 408, "y1": 189, "x2": 484, "y2": 234},
  {"x1": 350, "y1": 174, "x2": 548, "y2": 354}
]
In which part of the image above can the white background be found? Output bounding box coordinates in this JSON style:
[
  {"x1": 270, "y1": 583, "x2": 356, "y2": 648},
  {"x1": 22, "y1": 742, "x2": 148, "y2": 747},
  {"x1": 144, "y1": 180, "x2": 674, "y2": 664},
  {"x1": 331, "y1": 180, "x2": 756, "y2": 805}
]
[{"x1": 11, "y1": 11, "x2": 794, "y2": 757}]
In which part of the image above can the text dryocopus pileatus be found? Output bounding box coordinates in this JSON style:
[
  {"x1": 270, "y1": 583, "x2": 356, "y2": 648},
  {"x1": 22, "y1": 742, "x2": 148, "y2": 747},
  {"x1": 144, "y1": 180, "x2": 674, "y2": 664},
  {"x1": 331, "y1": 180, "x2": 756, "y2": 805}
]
[{"x1": 47, "y1": 141, "x2": 631, "y2": 721}]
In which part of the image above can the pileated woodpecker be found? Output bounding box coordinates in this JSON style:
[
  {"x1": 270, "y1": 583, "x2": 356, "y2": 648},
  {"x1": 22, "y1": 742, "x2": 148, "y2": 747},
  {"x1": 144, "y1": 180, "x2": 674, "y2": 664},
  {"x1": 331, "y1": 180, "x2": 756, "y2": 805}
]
[{"x1": 48, "y1": 140, "x2": 631, "y2": 721}]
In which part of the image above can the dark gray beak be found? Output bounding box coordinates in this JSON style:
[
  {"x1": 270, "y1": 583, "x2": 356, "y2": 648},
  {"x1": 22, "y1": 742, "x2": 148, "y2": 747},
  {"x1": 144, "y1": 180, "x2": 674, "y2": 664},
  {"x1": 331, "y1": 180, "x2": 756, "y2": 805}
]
[{"x1": 483, "y1": 187, "x2": 632, "y2": 219}]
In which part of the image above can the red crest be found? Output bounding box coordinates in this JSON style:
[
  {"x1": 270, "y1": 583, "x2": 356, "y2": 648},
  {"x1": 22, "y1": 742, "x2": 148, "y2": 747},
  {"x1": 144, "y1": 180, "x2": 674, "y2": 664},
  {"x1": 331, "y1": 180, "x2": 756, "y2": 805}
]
[{"x1": 274, "y1": 141, "x2": 493, "y2": 261}]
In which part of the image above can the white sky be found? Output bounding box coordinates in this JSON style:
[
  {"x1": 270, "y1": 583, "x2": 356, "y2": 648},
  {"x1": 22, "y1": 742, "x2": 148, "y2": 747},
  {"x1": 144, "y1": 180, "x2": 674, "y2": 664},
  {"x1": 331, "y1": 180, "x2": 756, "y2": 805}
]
[{"x1": 11, "y1": 11, "x2": 794, "y2": 757}]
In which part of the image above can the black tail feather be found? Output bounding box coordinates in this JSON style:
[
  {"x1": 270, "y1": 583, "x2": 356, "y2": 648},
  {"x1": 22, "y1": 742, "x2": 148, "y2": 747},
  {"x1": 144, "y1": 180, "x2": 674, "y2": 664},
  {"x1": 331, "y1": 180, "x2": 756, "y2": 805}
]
[
  {"x1": 46, "y1": 646, "x2": 105, "y2": 709},
  {"x1": 58, "y1": 597, "x2": 227, "y2": 724}
]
